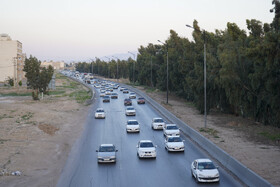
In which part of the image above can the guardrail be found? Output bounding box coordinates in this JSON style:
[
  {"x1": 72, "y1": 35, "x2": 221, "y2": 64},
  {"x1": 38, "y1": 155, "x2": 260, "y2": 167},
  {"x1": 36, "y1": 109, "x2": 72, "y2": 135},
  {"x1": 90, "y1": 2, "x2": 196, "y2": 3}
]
[{"x1": 122, "y1": 83, "x2": 273, "y2": 187}]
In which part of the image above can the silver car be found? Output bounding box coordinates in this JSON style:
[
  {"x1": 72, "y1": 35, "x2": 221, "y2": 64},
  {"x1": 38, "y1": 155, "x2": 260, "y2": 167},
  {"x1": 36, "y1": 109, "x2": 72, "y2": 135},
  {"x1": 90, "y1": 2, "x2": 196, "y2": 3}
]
[{"x1": 96, "y1": 144, "x2": 118, "y2": 163}]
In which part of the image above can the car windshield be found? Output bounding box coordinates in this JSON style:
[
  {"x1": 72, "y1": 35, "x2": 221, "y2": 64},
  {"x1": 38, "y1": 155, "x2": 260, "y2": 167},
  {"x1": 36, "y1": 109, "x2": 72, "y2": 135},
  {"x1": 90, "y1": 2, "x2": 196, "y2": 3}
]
[
  {"x1": 128, "y1": 121, "x2": 138, "y2": 125},
  {"x1": 104, "y1": 96, "x2": 109, "y2": 98},
  {"x1": 154, "y1": 119, "x2": 163, "y2": 123},
  {"x1": 112, "y1": 93, "x2": 117, "y2": 95},
  {"x1": 140, "y1": 142, "x2": 154, "y2": 148},
  {"x1": 168, "y1": 137, "x2": 182, "y2": 142},
  {"x1": 99, "y1": 146, "x2": 115, "y2": 152},
  {"x1": 138, "y1": 97, "x2": 144, "y2": 100},
  {"x1": 130, "y1": 93, "x2": 135, "y2": 95},
  {"x1": 166, "y1": 126, "x2": 178, "y2": 130},
  {"x1": 96, "y1": 109, "x2": 104, "y2": 112},
  {"x1": 127, "y1": 107, "x2": 134, "y2": 110},
  {"x1": 198, "y1": 162, "x2": 216, "y2": 170}
]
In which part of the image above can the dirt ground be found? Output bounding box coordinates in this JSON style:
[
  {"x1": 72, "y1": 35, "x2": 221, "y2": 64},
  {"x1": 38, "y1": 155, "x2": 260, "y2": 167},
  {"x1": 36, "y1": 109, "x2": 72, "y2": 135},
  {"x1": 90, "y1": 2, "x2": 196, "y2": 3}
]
[
  {"x1": 0, "y1": 75, "x2": 91, "y2": 187},
  {"x1": 135, "y1": 86, "x2": 280, "y2": 186},
  {"x1": 0, "y1": 76, "x2": 279, "y2": 186}
]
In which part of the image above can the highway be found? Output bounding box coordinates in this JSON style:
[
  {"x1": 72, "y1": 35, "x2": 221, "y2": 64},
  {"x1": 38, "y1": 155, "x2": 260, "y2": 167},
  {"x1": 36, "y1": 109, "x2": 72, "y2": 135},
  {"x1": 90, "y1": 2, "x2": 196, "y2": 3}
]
[{"x1": 57, "y1": 85, "x2": 243, "y2": 187}]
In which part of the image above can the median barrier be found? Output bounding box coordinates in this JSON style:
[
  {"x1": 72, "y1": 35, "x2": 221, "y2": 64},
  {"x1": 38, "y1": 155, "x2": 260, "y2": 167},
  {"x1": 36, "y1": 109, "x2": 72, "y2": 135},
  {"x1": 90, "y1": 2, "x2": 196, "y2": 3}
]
[{"x1": 123, "y1": 84, "x2": 272, "y2": 187}]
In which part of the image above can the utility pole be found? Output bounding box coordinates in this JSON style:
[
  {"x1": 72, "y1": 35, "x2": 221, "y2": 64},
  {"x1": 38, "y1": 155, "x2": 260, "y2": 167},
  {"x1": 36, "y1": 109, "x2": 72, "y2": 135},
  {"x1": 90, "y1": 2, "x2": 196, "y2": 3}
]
[
  {"x1": 105, "y1": 56, "x2": 110, "y2": 78},
  {"x1": 151, "y1": 55, "x2": 153, "y2": 87},
  {"x1": 128, "y1": 51, "x2": 136, "y2": 84},
  {"x1": 186, "y1": 24, "x2": 207, "y2": 128},
  {"x1": 158, "y1": 40, "x2": 168, "y2": 104},
  {"x1": 13, "y1": 57, "x2": 17, "y2": 88}
]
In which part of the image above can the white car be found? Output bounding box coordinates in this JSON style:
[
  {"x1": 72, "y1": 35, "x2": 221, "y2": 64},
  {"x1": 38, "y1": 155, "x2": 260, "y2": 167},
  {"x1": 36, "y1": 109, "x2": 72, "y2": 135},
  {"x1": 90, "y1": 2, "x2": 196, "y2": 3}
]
[
  {"x1": 191, "y1": 159, "x2": 220, "y2": 183},
  {"x1": 151, "y1": 117, "x2": 165, "y2": 130},
  {"x1": 125, "y1": 107, "x2": 136, "y2": 116},
  {"x1": 100, "y1": 90, "x2": 105, "y2": 97},
  {"x1": 96, "y1": 144, "x2": 118, "y2": 163},
  {"x1": 126, "y1": 120, "x2": 140, "y2": 133},
  {"x1": 129, "y1": 92, "x2": 136, "y2": 99},
  {"x1": 163, "y1": 124, "x2": 180, "y2": 137},
  {"x1": 165, "y1": 136, "x2": 185, "y2": 152},
  {"x1": 136, "y1": 140, "x2": 156, "y2": 158},
  {"x1": 95, "y1": 108, "x2": 105, "y2": 119},
  {"x1": 105, "y1": 91, "x2": 111, "y2": 95}
]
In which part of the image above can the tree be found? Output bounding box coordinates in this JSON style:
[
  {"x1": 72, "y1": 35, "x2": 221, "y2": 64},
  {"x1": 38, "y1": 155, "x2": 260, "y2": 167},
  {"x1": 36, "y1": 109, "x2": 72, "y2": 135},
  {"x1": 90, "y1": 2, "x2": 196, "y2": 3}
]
[{"x1": 23, "y1": 55, "x2": 54, "y2": 100}]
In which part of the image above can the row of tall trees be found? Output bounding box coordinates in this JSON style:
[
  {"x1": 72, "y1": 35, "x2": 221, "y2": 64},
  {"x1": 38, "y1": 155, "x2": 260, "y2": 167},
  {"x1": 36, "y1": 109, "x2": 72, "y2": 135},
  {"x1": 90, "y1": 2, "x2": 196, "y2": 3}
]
[{"x1": 75, "y1": 1, "x2": 280, "y2": 127}]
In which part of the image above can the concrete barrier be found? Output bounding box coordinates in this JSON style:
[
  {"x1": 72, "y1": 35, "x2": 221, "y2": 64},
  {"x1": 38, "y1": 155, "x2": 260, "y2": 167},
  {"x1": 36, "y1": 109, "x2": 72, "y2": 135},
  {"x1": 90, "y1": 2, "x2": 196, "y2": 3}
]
[{"x1": 123, "y1": 84, "x2": 273, "y2": 187}]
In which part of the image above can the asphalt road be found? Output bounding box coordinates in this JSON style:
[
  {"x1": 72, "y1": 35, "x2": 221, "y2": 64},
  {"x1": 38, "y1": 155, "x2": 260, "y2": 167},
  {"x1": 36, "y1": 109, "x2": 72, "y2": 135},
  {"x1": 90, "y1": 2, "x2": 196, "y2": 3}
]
[{"x1": 57, "y1": 85, "x2": 242, "y2": 187}]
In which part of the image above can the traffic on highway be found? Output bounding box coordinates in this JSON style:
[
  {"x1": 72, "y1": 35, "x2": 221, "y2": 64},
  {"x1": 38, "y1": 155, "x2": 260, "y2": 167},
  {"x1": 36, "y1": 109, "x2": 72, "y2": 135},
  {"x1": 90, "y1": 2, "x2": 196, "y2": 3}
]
[{"x1": 57, "y1": 72, "x2": 242, "y2": 187}]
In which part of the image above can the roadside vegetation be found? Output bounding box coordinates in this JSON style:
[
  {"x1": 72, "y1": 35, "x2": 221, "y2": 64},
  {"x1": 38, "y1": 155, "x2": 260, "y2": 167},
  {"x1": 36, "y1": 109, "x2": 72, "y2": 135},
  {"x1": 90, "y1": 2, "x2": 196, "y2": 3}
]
[
  {"x1": 74, "y1": 1, "x2": 280, "y2": 128},
  {"x1": 0, "y1": 73, "x2": 92, "y2": 105}
]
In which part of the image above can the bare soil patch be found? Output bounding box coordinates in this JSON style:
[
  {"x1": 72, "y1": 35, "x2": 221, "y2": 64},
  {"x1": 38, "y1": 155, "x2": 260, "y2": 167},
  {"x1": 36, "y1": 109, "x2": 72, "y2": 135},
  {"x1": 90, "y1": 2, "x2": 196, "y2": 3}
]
[{"x1": 0, "y1": 74, "x2": 92, "y2": 187}]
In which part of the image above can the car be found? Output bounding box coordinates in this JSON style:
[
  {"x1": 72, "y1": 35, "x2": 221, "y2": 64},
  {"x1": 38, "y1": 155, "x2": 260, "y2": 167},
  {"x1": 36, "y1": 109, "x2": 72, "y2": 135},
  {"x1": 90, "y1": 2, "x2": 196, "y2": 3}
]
[
  {"x1": 124, "y1": 98, "x2": 132, "y2": 106},
  {"x1": 136, "y1": 140, "x2": 156, "y2": 158},
  {"x1": 151, "y1": 117, "x2": 165, "y2": 130},
  {"x1": 103, "y1": 95, "x2": 110, "y2": 102},
  {"x1": 113, "y1": 84, "x2": 119, "y2": 89},
  {"x1": 126, "y1": 119, "x2": 140, "y2": 133},
  {"x1": 123, "y1": 89, "x2": 129, "y2": 93},
  {"x1": 191, "y1": 159, "x2": 220, "y2": 183},
  {"x1": 137, "y1": 97, "x2": 145, "y2": 104},
  {"x1": 129, "y1": 92, "x2": 136, "y2": 99},
  {"x1": 100, "y1": 89, "x2": 105, "y2": 97},
  {"x1": 163, "y1": 124, "x2": 180, "y2": 137},
  {"x1": 96, "y1": 144, "x2": 118, "y2": 163},
  {"x1": 95, "y1": 108, "x2": 105, "y2": 119},
  {"x1": 105, "y1": 91, "x2": 111, "y2": 95},
  {"x1": 111, "y1": 93, "x2": 118, "y2": 99},
  {"x1": 125, "y1": 107, "x2": 136, "y2": 116},
  {"x1": 165, "y1": 136, "x2": 185, "y2": 152},
  {"x1": 120, "y1": 87, "x2": 125, "y2": 91}
]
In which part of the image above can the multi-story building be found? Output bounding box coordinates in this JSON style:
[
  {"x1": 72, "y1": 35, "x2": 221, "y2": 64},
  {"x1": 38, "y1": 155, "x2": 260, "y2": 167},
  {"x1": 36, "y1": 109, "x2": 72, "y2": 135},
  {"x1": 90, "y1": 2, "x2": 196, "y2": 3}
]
[
  {"x1": 41, "y1": 60, "x2": 65, "y2": 70},
  {"x1": 0, "y1": 33, "x2": 25, "y2": 84}
]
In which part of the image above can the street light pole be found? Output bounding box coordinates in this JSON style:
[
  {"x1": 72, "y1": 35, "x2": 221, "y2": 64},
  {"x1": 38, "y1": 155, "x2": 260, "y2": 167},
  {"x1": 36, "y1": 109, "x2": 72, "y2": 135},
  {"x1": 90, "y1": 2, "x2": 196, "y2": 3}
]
[
  {"x1": 128, "y1": 51, "x2": 136, "y2": 84},
  {"x1": 95, "y1": 57, "x2": 99, "y2": 75},
  {"x1": 112, "y1": 56, "x2": 119, "y2": 81},
  {"x1": 158, "y1": 40, "x2": 168, "y2": 104},
  {"x1": 105, "y1": 56, "x2": 110, "y2": 78},
  {"x1": 150, "y1": 55, "x2": 153, "y2": 87},
  {"x1": 186, "y1": 24, "x2": 207, "y2": 128}
]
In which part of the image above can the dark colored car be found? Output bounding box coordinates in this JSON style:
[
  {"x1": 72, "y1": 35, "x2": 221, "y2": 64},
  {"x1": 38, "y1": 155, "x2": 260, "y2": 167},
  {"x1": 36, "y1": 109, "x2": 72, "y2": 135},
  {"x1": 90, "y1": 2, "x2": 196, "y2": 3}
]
[
  {"x1": 137, "y1": 97, "x2": 145, "y2": 104},
  {"x1": 111, "y1": 93, "x2": 118, "y2": 99},
  {"x1": 124, "y1": 98, "x2": 132, "y2": 106},
  {"x1": 123, "y1": 89, "x2": 129, "y2": 93},
  {"x1": 103, "y1": 95, "x2": 110, "y2": 102}
]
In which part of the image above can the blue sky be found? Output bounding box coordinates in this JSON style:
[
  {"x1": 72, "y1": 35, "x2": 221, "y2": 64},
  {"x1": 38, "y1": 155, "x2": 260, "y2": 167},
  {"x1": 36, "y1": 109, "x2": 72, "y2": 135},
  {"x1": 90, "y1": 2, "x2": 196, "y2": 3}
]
[{"x1": 0, "y1": 0, "x2": 275, "y2": 62}]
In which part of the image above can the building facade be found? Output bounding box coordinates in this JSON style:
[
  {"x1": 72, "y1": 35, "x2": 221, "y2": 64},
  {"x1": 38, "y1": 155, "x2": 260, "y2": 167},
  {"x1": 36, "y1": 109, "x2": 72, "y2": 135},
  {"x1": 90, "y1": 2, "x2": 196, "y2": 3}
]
[
  {"x1": 0, "y1": 34, "x2": 25, "y2": 84},
  {"x1": 41, "y1": 60, "x2": 65, "y2": 70}
]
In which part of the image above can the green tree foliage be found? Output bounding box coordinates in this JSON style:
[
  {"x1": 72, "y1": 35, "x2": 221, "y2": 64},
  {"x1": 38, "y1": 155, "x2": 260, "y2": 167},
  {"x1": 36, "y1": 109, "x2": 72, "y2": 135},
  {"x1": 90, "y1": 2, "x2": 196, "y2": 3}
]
[
  {"x1": 23, "y1": 56, "x2": 54, "y2": 100},
  {"x1": 74, "y1": 0, "x2": 280, "y2": 127}
]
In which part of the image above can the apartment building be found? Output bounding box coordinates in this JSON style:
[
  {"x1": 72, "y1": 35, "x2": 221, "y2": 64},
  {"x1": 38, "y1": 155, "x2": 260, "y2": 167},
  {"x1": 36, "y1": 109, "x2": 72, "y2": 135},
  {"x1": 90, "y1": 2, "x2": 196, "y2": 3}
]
[
  {"x1": 41, "y1": 60, "x2": 65, "y2": 70},
  {"x1": 0, "y1": 33, "x2": 25, "y2": 84}
]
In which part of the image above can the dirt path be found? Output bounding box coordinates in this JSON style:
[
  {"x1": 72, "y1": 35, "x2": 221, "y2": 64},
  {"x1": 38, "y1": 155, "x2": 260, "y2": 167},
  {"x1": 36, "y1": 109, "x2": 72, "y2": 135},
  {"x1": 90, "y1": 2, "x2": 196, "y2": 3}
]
[
  {"x1": 136, "y1": 86, "x2": 280, "y2": 186},
  {"x1": 0, "y1": 75, "x2": 92, "y2": 187}
]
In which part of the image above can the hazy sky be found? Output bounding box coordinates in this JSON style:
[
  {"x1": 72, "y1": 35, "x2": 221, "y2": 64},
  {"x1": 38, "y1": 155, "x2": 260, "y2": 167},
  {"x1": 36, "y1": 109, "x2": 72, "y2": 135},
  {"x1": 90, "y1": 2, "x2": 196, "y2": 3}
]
[{"x1": 0, "y1": 0, "x2": 275, "y2": 62}]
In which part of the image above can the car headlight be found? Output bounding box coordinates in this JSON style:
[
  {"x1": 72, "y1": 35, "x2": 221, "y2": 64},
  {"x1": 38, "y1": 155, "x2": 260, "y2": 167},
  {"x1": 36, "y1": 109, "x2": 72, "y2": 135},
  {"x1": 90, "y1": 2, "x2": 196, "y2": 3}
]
[
  {"x1": 198, "y1": 173, "x2": 205, "y2": 177},
  {"x1": 110, "y1": 156, "x2": 116, "y2": 159},
  {"x1": 214, "y1": 173, "x2": 219, "y2": 177},
  {"x1": 98, "y1": 157, "x2": 102, "y2": 159}
]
